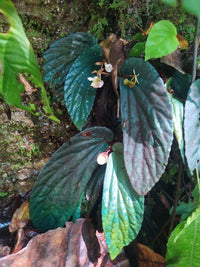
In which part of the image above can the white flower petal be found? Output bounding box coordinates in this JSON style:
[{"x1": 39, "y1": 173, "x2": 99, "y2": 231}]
[
  {"x1": 88, "y1": 77, "x2": 94, "y2": 81},
  {"x1": 105, "y1": 62, "x2": 113, "y2": 73}
]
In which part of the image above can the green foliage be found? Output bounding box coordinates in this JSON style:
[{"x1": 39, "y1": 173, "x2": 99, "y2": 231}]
[
  {"x1": 64, "y1": 45, "x2": 103, "y2": 129},
  {"x1": 30, "y1": 127, "x2": 114, "y2": 231},
  {"x1": 145, "y1": 20, "x2": 179, "y2": 61},
  {"x1": 1, "y1": 0, "x2": 194, "y2": 261},
  {"x1": 182, "y1": 0, "x2": 200, "y2": 18},
  {"x1": 29, "y1": 13, "x2": 200, "y2": 256},
  {"x1": 43, "y1": 32, "x2": 98, "y2": 90},
  {"x1": 170, "y1": 71, "x2": 191, "y2": 100},
  {"x1": 160, "y1": 0, "x2": 176, "y2": 6},
  {"x1": 166, "y1": 205, "x2": 200, "y2": 266},
  {"x1": 162, "y1": 0, "x2": 200, "y2": 18},
  {"x1": 0, "y1": 0, "x2": 58, "y2": 122},
  {"x1": 102, "y1": 143, "x2": 144, "y2": 259},
  {"x1": 176, "y1": 183, "x2": 200, "y2": 222},
  {"x1": 120, "y1": 57, "x2": 173, "y2": 195},
  {"x1": 129, "y1": 42, "x2": 145, "y2": 57}
]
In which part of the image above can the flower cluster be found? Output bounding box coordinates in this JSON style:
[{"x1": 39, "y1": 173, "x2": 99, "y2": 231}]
[
  {"x1": 123, "y1": 69, "x2": 139, "y2": 88},
  {"x1": 88, "y1": 62, "x2": 113, "y2": 88}
]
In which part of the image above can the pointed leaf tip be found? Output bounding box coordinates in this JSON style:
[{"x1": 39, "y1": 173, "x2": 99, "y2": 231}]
[
  {"x1": 120, "y1": 58, "x2": 173, "y2": 196},
  {"x1": 102, "y1": 143, "x2": 144, "y2": 259}
]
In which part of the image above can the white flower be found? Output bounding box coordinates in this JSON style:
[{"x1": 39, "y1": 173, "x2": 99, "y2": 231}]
[
  {"x1": 97, "y1": 152, "x2": 109, "y2": 165},
  {"x1": 88, "y1": 76, "x2": 104, "y2": 88},
  {"x1": 104, "y1": 62, "x2": 113, "y2": 73}
]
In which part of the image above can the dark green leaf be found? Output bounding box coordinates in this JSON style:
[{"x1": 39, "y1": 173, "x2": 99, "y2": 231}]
[
  {"x1": 30, "y1": 127, "x2": 114, "y2": 231},
  {"x1": 64, "y1": 45, "x2": 103, "y2": 130},
  {"x1": 184, "y1": 79, "x2": 200, "y2": 174},
  {"x1": 145, "y1": 20, "x2": 179, "y2": 61},
  {"x1": 43, "y1": 32, "x2": 97, "y2": 91},
  {"x1": 131, "y1": 33, "x2": 146, "y2": 42},
  {"x1": 170, "y1": 71, "x2": 191, "y2": 101},
  {"x1": 166, "y1": 206, "x2": 200, "y2": 266},
  {"x1": 85, "y1": 165, "x2": 106, "y2": 214},
  {"x1": 102, "y1": 143, "x2": 144, "y2": 260},
  {"x1": 43, "y1": 32, "x2": 97, "y2": 104},
  {"x1": 120, "y1": 57, "x2": 173, "y2": 196},
  {"x1": 175, "y1": 183, "x2": 200, "y2": 222},
  {"x1": 129, "y1": 42, "x2": 145, "y2": 57}
]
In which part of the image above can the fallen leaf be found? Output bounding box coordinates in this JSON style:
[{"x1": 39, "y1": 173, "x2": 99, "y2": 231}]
[
  {"x1": 9, "y1": 200, "x2": 30, "y2": 233},
  {"x1": 177, "y1": 33, "x2": 189, "y2": 50},
  {"x1": 19, "y1": 74, "x2": 37, "y2": 95},
  {"x1": 12, "y1": 229, "x2": 40, "y2": 254},
  {"x1": 143, "y1": 22, "x2": 155, "y2": 36},
  {"x1": 137, "y1": 243, "x2": 166, "y2": 267},
  {"x1": 160, "y1": 49, "x2": 185, "y2": 73},
  {"x1": 0, "y1": 219, "x2": 130, "y2": 267},
  {"x1": 0, "y1": 245, "x2": 10, "y2": 258}
]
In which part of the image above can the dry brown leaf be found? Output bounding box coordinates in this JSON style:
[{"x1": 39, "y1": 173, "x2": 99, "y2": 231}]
[
  {"x1": 19, "y1": 74, "x2": 37, "y2": 95},
  {"x1": 160, "y1": 49, "x2": 185, "y2": 74},
  {"x1": 100, "y1": 34, "x2": 126, "y2": 98},
  {"x1": 177, "y1": 33, "x2": 189, "y2": 50},
  {"x1": 143, "y1": 22, "x2": 155, "y2": 36},
  {"x1": 0, "y1": 219, "x2": 130, "y2": 267},
  {"x1": 137, "y1": 243, "x2": 166, "y2": 267},
  {"x1": 100, "y1": 34, "x2": 126, "y2": 117},
  {"x1": 9, "y1": 200, "x2": 30, "y2": 233}
]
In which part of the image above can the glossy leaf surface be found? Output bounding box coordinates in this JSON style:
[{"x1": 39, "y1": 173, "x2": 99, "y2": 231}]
[
  {"x1": 0, "y1": 0, "x2": 57, "y2": 121},
  {"x1": 64, "y1": 45, "x2": 103, "y2": 129},
  {"x1": 184, "y1": 79, "x2": 200, "y2": 173},
  {"x1": 145, "y1": 20, "x2": 179, "y2": 61},
  {"x1": 170, "y1": 71, "x2": 191, "y2": 101},
  {"x1": 120, "y1": 57, "x2": 173, "y2": 195},
  {"x1": 43, "y1": 32, "x2": 97, "y2": 102},
  {"x1": 102, "y1": 143, "x2": 144, "y2": 260},
  {"x1": 170, "y1": 95, "x2": 185, "y2": 162},
  {"x1": 30, "y1": 127, "x2": 113, "y2": 231},
  {"x1": 166, "y1": 206, "x2": 200, "y2": 266}
]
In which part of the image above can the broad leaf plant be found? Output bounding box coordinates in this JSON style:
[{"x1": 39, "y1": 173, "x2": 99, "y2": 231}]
[{"x1": 1, "y1": 0, "x2": 200, "y2": 264}]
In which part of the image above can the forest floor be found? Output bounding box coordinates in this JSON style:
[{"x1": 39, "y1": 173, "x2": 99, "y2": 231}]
[{"x1": 0, "y1": 98, "x2": 78, "y2": 256}]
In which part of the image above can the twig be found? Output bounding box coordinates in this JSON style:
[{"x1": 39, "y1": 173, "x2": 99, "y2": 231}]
[
  {"x1": 168, "y1": 159, "x2": 183, "y2": 238},
  {"x1": 191, "y1": 17, "x2": 200, "y2": 84}
]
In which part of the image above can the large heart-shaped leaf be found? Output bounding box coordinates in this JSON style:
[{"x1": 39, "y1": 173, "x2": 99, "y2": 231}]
[
  {"x1": 64, "y1": 45, "x2": 103, "y2": 129},
  {"x1": 102, "y1": 143, "x2": 144, "y2": 260},
  {"x1": 43, "y1": 32, "x2": 97, "y2": 103},
  {"x1": 145, "y1": 20, "x2": 179, "y2": 61},
  {"x1": 30, "y1": 127, "x2": 114, "y2": 231},
  {"x1": 120, "y1": 57, "x2": 173, "y2": 196},
  {"x1": 0, "y1": 0, "x2": 58, "y2": 121},
  {"x1": 184, "y1": 79, "x2": 200, "y2": 174},
  {"x1": 166, "y1": 205, "x2": 200, "y2": 266}
]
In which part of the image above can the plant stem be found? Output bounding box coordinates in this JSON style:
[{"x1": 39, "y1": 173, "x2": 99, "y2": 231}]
[
  {"x1": 168, "y1": 159, "x2": 183, "y2": 238},
  {"x1": 191, "y1": 17, "x2": 200, "y2": 83}
]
